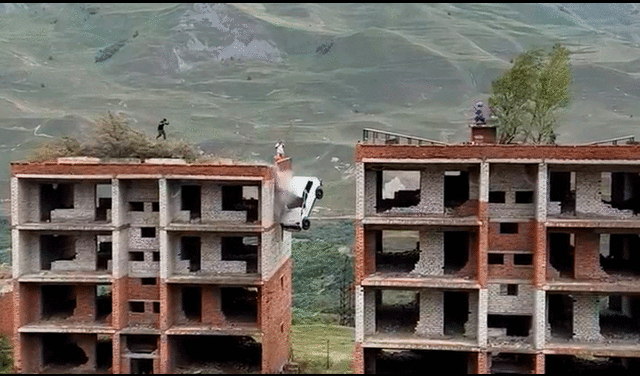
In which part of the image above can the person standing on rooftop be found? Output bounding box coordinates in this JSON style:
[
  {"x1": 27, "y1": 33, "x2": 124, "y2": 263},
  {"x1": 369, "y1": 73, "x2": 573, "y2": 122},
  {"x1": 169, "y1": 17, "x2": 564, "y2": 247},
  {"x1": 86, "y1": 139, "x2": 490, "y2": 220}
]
[{"x1": 156, "y1": 118, "x2": 168, "y2": 140}]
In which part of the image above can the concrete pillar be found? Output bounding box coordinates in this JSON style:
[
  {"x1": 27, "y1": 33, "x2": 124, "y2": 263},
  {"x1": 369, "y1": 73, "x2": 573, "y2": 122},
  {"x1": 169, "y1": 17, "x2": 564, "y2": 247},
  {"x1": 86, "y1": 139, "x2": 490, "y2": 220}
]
[
  {"x1": 355, "y1": 286, "x2": 364, "y2": 342},
  {"x1": 572, "y1": 294, "x2": 603, "y2": 342},
  {"x1": 478, "y1": 288, "x2": 488, "y2": 347},
  {"x1": 11, "y1": 229, "x2": 21, "y2": 279},
  {"x1": 364, "y1": 169, "x2": 377, "y2": 216},
  {"x1": 363, "y1": 288, "x2": 376, "y2": 336},
  {"x1": 10, "y1": 177, "x2": 19, "y2": 225},
  {"x1": 533, "y1": 289, "x2": 546, "y2": 349},
  {"x1": 159, "y1": 178, "x2": 169, "y2": 228},
  {"x1": 112, "y1": 333, "x2": 122, "y2": 374},
  {"x1": 536, "y1": 163, "x2": 548, "y2": 222},
  {"x1": 479, "y1": 161, "x2": 490, "y2": 204},
  {"x1": 415, "y1": 290, "x2": 444, "y2": 336},
  {"x1": 160, "y1": 334, "x2": 169, "y2": 374},
  {"x1": 465, "y1": 292, "x2": 478, "y2": 339},
  {"x1": 478, "y1": 162, "x2": 489, "y2": 287},
  {"x1": 355, "y1": 162, "x2": 365, "y2": 220}
]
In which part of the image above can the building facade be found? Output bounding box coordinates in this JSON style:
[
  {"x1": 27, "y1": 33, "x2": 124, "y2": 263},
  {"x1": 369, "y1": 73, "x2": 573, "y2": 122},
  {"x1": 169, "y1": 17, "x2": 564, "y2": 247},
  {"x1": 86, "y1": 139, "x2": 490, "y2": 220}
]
[
  {"x1": 353, "y1": 133, "x2": 640, "y2": 373},
  {"x1": 10, "y1": 157, "x2": 292, "y2": 373}
]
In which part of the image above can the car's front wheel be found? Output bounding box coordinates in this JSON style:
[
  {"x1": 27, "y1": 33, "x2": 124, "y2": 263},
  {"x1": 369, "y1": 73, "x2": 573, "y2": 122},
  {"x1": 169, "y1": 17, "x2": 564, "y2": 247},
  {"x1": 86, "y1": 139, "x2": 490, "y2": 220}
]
[
  {"x1": 302, "y1": 218, "x2": 311, "y2": 230},
  {"x1": 315, "y1": 188, "x2": 323, "y2": 200}
]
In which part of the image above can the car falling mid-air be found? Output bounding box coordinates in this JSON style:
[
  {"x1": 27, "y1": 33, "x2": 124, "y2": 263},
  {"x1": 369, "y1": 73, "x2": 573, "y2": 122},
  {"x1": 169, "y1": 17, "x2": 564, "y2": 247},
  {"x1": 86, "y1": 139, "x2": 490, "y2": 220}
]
[{"x1": 280, "y1": 176, "x2": 323, "y2": 231}]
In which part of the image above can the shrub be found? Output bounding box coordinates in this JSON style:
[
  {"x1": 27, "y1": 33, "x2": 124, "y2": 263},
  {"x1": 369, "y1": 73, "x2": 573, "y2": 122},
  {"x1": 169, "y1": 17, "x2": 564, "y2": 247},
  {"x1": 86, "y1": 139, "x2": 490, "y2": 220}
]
[{"x1": 29, "y1": 112, "x2": 199, "y2": 162}]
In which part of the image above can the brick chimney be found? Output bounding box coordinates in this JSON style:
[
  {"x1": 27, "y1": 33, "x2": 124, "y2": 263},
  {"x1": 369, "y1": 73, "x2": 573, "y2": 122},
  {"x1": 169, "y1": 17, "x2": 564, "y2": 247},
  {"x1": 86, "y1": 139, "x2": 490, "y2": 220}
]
[{"x1": 470, "y1": 125, "x2": 497, "y2": 144}]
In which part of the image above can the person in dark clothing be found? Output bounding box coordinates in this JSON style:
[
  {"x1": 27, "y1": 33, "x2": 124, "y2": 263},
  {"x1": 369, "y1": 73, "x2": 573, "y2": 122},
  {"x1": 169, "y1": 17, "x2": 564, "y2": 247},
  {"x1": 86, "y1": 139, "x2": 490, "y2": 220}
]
[
  {"x1": 474, "y1": 102, "x2": 486, "y2": 125},
  {"x1": 156, "y1": 118, "x2": 168, "y2": 140}
]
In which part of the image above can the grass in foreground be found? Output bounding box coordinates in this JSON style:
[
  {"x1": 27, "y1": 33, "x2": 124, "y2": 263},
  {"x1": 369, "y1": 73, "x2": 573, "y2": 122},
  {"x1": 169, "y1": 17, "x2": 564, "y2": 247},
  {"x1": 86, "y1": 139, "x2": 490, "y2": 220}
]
[{"x1": 290, "y1": 324, "x2": 354, "y2": 374}]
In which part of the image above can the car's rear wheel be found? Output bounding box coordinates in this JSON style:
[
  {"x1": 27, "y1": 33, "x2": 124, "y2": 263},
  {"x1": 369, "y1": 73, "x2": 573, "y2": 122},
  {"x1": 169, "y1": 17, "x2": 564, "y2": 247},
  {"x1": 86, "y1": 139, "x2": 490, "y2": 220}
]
[
  {"x1": 315, "y1": 188, "x2": 323, "y2": 200},
  {"x1": 302, "y1": 218, "x2": 311, "y2": 230}
]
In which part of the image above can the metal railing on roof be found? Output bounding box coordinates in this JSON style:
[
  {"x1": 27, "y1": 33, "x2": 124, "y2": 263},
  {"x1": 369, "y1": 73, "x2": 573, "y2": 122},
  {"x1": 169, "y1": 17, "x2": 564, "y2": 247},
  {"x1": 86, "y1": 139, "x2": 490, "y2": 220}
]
[
  {"x1": 582, "y1": 135, "x2": 636, "y2": 145},
  {"x1": 362, "y1": 128, "x2": 449, "y2": 145}
]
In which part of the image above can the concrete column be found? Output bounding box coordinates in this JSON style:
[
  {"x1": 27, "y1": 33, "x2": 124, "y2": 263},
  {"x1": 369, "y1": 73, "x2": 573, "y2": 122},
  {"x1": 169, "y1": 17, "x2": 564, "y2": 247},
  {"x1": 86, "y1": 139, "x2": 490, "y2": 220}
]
[
  {"x1": 415, "y1": 290, "x2": 444, "y2": 336},
  {"x1": 533, "y1": 289, "x2": 546, "y2": 349},
  {"x1": 536, "y1": 163, "x2": 547, "y2": 222},
  {"x1": 364, "y1": 169, "x2": 377, "y2": 216},
  {"x1": 356, "y1": 162, "x2": 365, "y2": 220},
  {"x1": 355, "y1": 286, "x2": 364, "y2": 342},
  {"x1": 159, "y1": 178, "x2": 168, "y2": 227},
  {"x1": 111, "y1": 179, "x2": 126, "y2": 280},
  {"x1": 10, "y1": 177, "x2": 19, "y2": 225},
  {"x1": 465, "y1": 292, "x2": 478, "y2": 339},
  {"x1": 11, "y1": 229, "x2": 21, "y2": 279},
  {"x1": 478, "y1": 288, "x2": 488, "y2": 347},
  {"x1": 159, "y1": 178, "x2": 170, "y2": 281},
  {"x1": 479, "y1": 161, "x2": 490, "y2": 204},
  {"x1": 159, "y1": 230, "x2": 169, "y2": 280},
  {"x1": 159, "y1": 334, "x2": 169, "y2": 374},
  {"x1": 363, "y1": 288, "x2": 376, "y2": 336},
  {"x1": 572, "y1": 294, "x2": 603, "y2": 342},
  {"x1": 478, "y1": 162, "x2": 489, "y2": 287}
]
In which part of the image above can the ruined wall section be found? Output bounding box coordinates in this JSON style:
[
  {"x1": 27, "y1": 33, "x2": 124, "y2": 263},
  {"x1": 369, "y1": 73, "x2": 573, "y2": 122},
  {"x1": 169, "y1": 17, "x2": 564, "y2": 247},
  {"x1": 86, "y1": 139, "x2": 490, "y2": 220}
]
[
  {"x1": 415, "y1": 290, "x2": 444, "y2": 336},
  {"x1": 23, "y1": 180, "x2": 40, "y2": 223},
  {"x1": 126, "y1": 277, "x2": 160, "y2": 328},
  {"x1": 412, "y1": 230, "x2": 444, "y2": 276},
  {"x1": 487, "y1": 283, "x2": 534, "y2": 315},
  {"x1": 418, "y1": 167, "x2": 445, "y2": 214},
  {"x1": 125, "y1": 180, "x2": 159, "y2": 226},
  {"x1": 576, "y1": 170, "x2": 634, "y2": 218},
  {"x1": 488, "y1": 164, "x2": 536, "y2": 219},
  {"x1": 572, "y1": 294, "x2": 603, "y2": 342},
  {"x1": 49, "y1": 233, "x2": 97, "y2": 272},
  {"x1": 127, "y1": 227, "x2": 159, "y2": 277},
  {"x1": 261, "y1": 226, "x2": 288, "y2": 280},
  {"x1": 50, "y1": 182, "x2": 96, "y2": 222},
  {"x1": 172, "y1": 234, "x2": 248, "y2": 275}
]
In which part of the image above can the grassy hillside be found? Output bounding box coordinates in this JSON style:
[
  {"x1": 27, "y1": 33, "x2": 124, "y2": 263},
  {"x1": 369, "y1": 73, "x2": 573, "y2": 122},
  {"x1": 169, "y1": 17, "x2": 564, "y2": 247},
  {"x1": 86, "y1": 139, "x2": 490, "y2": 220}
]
[
  {"x1": 291, "y1": 324, "x2": 354, "y2": 374},
  {"x1": 291, "y1": 220, "x2": 354, "y2": 324}
]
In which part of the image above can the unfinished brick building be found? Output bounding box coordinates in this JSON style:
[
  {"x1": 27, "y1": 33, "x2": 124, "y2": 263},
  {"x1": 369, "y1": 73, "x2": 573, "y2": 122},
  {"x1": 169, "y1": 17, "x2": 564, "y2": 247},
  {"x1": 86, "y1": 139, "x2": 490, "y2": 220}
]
[
  {"x1": 10, "y1": 157, "x2": 292, "y2": 373},
  {"x1": 354, "y1": 128, "x2": 640, "y2": 373}
]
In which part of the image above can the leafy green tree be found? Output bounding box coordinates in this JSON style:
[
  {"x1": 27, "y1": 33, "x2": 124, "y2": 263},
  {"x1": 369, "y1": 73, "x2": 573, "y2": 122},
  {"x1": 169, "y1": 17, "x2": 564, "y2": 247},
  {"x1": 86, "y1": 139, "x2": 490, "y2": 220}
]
[{"x1": 489, "y1": 43, "x2": 571, "y2": 144}]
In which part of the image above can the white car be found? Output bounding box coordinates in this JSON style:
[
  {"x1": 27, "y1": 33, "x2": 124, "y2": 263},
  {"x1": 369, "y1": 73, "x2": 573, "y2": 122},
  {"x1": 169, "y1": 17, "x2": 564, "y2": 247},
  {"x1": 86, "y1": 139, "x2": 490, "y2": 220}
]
[{"x1": 280, "y1": 176, "x2": 323, "y2": 231}]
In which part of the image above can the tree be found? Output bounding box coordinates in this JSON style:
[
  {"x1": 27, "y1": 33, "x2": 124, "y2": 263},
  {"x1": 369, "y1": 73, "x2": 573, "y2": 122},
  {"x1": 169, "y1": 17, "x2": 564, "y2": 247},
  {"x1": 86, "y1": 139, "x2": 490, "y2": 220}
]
[{"x1": 489, "y1": 43, "x2": 571, "y2": 144}]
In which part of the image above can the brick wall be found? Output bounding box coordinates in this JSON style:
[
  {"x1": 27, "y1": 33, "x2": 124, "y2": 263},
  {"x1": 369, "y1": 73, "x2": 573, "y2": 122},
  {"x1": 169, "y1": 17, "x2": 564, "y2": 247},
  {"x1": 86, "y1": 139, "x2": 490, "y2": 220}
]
[
  {"x1": 487, "y1": 283, "x2": 534, "y2": 315},
  {"x1": 356, "y1": 143, "x2": 640, "y2": 162},
  {"x1": 488, "y1": 164, "x2": 536, "y2": 218},
  {"x1": 573, "y1": 231, "x2": 609, "y2": 281},
  {"x1": 0, "y1": 288, "x2": 13, "y2": 341},
  {"x1": 488, "y1": 220, "x2": 535, "y2": 253},
  {"x1": 12, "y1": 161, "x2": 274, "y2": 179},
  {"x1": 260, "y1": 259, "x2": 292, "y2": 374},
  {"x1": 201, "y1": 286, "x2": 224, "y2": 326},
  {"x1": 353, "y1": 342, "x2": 364, "y2": 374},
  {"x1": 126, "y1": 277, "x2": 160, "y2": 327},
  {"x1": 415, "y1": 290, "x2": 444, "y2": 336}
]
